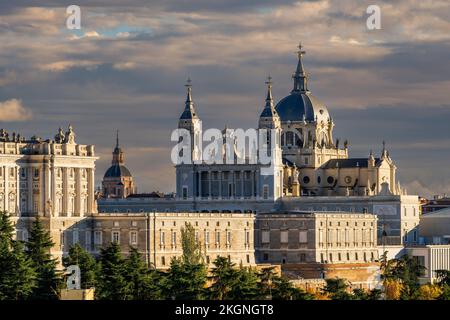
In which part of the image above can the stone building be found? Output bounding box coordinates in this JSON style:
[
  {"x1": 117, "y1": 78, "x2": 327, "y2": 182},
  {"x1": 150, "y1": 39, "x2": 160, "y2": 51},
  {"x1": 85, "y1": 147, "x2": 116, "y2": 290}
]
[
  {"x1": 255, "y1": 211, "x2": 380, "y2": 289},
  {"x1": 0, "y1": 125, "x2": 97, "y2": 261},
  {"x1": 102, "y1": 131, "x2": 136, "y2": 198}
]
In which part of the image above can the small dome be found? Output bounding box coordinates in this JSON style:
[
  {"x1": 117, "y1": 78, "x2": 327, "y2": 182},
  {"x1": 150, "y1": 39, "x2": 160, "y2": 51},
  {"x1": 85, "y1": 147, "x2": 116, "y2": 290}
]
[
  {"x1": 275, "y1": 91, "x2": 329, "y2": 122},
  {"x1": 104, "y1": 165, "x2": 132, "y2": 178}
]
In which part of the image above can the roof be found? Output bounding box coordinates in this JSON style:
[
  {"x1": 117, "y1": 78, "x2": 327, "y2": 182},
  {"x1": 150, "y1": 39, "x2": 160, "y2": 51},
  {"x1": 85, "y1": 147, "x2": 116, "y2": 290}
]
[
  {"x1": 422, "y1": 207, "x2": 450, "y2": 218},
  {"x1": 321, "y1": 158, "x2": 381, "y2": 169},
  {"x1": 127, "y1": 192, "x2": 165, "y2": 198},
  {"x1": 275, "y1": 91, "x2": 329, "y2": 122},
  {"x1": 104, "y1": 164, "x2": 132, "y2": 178}
]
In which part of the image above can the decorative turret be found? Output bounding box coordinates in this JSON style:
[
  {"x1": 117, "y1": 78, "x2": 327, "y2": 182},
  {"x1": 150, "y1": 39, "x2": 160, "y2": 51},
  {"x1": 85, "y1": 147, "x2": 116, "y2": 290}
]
[
  {"x1": 112, "y1": 130, "x2": 125, "y2": 165},
  {"x1": 259, "y1": 76, "x2": 281, "y2": 129},
  {"x1": 179, "y1": 78, "x2": 199, "y2": 123}
]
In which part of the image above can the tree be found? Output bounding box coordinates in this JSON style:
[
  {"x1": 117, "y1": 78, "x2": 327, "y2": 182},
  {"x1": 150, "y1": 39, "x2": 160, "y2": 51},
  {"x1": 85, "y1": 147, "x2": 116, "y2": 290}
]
[
  {"x1": 163, "y1": 257, "x2": 207, "y2": 300},
  {"x1": 416, "y1": 284, "x2": 442, "y2": 300},
  {"x1": 63, "y1": 243, "x2": 98, "y2": 289},
  {"x1": 228, "y1": 266, "x2": 260, "y2": 300},
  {"x1": 0, "y1": 212, "x2": 37, "y2": 300},
  {"x1": 322, "y1": 278, "x2": 354, "y2": 300},
  {"x1": 258, "y1": 267, "x2": 277, "y2": 299},
  {"x1": 271, "y1": 276, "x2": 313, "y2": 300},
  {"x1": 96, "y1": 242, "x2": 132, "y2": 300},
  {"x1": 209, "y1": 256, "x2": 239, "y2": 300},
  {"x1": 181, "y1": 223, "x2": 203, "y2": 265},
  {"x1": 125, "y1": 247, "x2": 164, "y2": 299},
  {"x1": 352, "y1": 288, "x2": 382, "y2": 300},
  {"x1": 384, "y1": 278, "x2": 403, "y2": 300},
  {"x1": 26, "y1": 216, "x2": 60, "y2": 300}
]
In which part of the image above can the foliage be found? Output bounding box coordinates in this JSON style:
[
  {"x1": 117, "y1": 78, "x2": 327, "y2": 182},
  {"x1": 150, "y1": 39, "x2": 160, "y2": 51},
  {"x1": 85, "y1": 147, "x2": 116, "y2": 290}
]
[
  {"x1": 26, "y1": 216, "x2": 61, "y2": 300},
  {"x1": 228, "y1": 265, "x2": 260, "y2": 300},
  {"x1": 0, "y1": 212, "x2": 37, "y2": 300},
  {"x1": 209, "y1": 256, "x2": 238, "y2": 300},
  {"x1": 384, "y1": 278, "x2": 403, "y2": 300},
  {"x1": 63, "y1": 243, "x2": 98, "y2": 289},
  {"x1": 416, "y1": 284, "x2": 442, "y2": 300},
  {"x1": 163, "y1": 257, "x2": 207, "y2": 300},
  {"x1": 322, "y1": 278, "x2": 354, "y2": 300},
  {"x1": 181, "y1": 223, "x2": 203, "y2": 265},
  {"x1": 96, "y1": 242, "x2": 132, "y2": 300}
]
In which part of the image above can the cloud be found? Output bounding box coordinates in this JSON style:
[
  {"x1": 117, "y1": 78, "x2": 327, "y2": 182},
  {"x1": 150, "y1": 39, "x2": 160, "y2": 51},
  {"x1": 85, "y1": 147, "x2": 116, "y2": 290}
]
[{"x1": 0, "y1": 99, "x2": 32, "y2": 121}]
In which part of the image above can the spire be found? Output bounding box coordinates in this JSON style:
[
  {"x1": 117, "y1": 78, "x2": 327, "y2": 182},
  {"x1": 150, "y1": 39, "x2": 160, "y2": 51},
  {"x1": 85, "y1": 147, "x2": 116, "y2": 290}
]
[
  {"x1": 112, "y1": 130, "x2": 124, "y2": 165},
  {"x1": 180, "y1": 77, "x2": 198, "y2": 120},
  {"x1": 265, "y1": 75, "x2": 274, "y2": 109},
  {"x1": 260, "y1": 76, "x2": 278, "y2": 118},
  {"x1": 292, "y1": 42, "x2": 308, "y2": 93}
]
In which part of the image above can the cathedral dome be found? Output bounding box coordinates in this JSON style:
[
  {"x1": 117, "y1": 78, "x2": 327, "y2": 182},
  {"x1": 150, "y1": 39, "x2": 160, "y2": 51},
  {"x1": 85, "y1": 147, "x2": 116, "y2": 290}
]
[
  {"x1": 275, "y1": 91, "x2": 329, "y2": 122},
  {"x1": 275, "y1": 44, "x2": 330, "y2": 123},
  {"x1": 104, "y1": 164, "x2": 132, "y2": 178}
]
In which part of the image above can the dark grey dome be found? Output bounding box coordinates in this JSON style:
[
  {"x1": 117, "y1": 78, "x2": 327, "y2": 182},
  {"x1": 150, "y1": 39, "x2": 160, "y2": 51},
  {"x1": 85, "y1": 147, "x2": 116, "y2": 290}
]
[
  {"x1": 104, "y1": 165, "x2": 132, "y2": 178},
  {"x1": 275, "y1": 91, "x2": 329, "y2": 122}
]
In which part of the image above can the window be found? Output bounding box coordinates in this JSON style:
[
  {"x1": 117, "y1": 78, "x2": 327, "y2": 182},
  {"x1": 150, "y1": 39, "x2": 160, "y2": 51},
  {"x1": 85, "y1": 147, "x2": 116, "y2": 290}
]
[
  {"x1": 161, "y1": 256, "x2": 166, "y2": 266},
  {"x1": 226, "y1": 231, "x2": 231, "y2": 244},
  {"x1": 85, "y1": 232, "x2": 91, "y2": 250},
  {"x1": 20, "y1": 168, "x2": 26, "y2": 178},
  {"x1": 246, "y1": 254, "x2": 250, "y2": 264},
  {"x1": 298, "y1": 230, "x2": 308, "y2": 243},
  {"x1": 215, "y1": 231, "x2": 220, "y2": 245},
  {"x1": 195, "y1": 231, "x2": 199, "y2": 244},
  {"x1": 206, "y1": 256, "x2": 210, "y2": 264},
  {"x1": 160, "y1": 231, "x2": 165, "y2": 245},
  {"x1": 245, "y1": 230, "x2": 250, "y2": 245},
  {"x1": 263, "y1": 185, "x2": 269, "y2": 199},
  {"x1": 319, "y1": 229, "x2": 323, "y2": 245},
  {"x1": 263, "y1": 253, "x2": 269, "y2": 261},
  {"x1": 73, "y1": 229, "x2": 79, "y2": 244},
  {"x1": 130, "y1": 231, "x2": 138, "y2": 245},
  {"x1": 280, "y1": 231, "x2": 288, "y2": 243},
  {"x1": 320, "y1": 253, "x2": 324, "y2": 263},
  {"x1": 347, "y1": 252, "x2": 350, "y2": 261},
  {"x1": 94, "y1": 231, "x2": 102, "y2": 245},
  {"x1": 182, "y1": 187, "x2": 188, "y2": 200},
  {"x1": 355, "y1": 252, "x2": 359, "y2": 261},
  {"x1": 338, "y1": 253, "x2": 341, "y2": 261},
  {"x1": 172, "y1": 231, "x2": 177, "y2": 246},
  {"x1": 300, "y1": 253, "x2": 306, "y2": 262},
  {"x1": 112, "y1": 231, "x2": 120, "y2": 244},
  {"x1": 302, "y1": 176, "x2": 310, "y2": 184},
  {"x1": 10, "y1": 167, "x2": 15, "y2": 177},
  {"x1": 262, "y1": 231, "x2": 270, "y2": 243},
  {"x1": 205, "y1": 231, "x2": 210, "y2": 245},
  {"x1": 34, "y1": 168, "x2": 39, "y2": 178}
]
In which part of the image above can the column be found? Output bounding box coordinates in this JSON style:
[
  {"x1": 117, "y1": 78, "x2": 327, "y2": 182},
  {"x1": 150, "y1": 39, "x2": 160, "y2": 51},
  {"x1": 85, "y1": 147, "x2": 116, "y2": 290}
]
[
  {"x1": 75, "y1": 168, "x2": 82, "y2": 216},
  {"x1": 251, "y1": 170, "x2": 254, "y2": 199},
  {"x1": 198, "y1": 170, "x2": 202, "y2": 199},
  {"x1": 240, "y1": 170, "x2": 244, "y2": 199},
  {"x1": 208, "y1": 170, "x2": 212, "y2": 199},
  {"x1": 63, "y1": 167, "x2": 69, "y2": 216},
  {"x1": 218, "y1": 170, "x2": 222, "y2": 199},
  {"x1": 4, "y1": 165, "x2": 9, "y2": 212},
  {"x1": 16, "y1": 166, "x2": 20, "y2": 216},
  {"x1": 43, "y1": 162, "x2": 50, "y2": 216},
  {"x1": 87, "y1": 168, "x2": 95, "y2": 214},
  {"x1": 51, "y1": 166, "x2": 57, "y2": 217},
  {"x1": 27, "y1": 167, "x2": 33, "y2": 213}
]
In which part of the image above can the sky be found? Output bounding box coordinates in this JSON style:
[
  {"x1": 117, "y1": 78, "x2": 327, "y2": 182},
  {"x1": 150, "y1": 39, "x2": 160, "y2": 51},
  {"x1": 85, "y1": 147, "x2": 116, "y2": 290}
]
[{"x1": 0, "y1": 0, "x2": 449, "y2": 198}]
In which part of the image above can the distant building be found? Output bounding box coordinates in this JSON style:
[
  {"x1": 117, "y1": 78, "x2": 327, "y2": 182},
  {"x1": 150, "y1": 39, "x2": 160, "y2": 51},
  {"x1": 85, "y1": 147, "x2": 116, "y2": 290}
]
[
  {"x1": 419, "y1": 207, "x2": 450, "y2": 245},
  {"x1": 422, "y1": 195, "x2": 450, "y2": 214},
  {"x1": 101, "y1": 131, "x2": 136, "y2": 199}
]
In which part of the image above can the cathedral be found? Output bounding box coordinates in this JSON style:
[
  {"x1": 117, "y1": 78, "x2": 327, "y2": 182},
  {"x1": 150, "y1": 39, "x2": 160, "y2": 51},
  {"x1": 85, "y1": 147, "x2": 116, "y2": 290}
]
[
  {"x1": 173, "y1": 44, "x2": 402, "y2": 201},
  {"x1": 0, "y1": 44, "x2": 422, "y2": 288}
]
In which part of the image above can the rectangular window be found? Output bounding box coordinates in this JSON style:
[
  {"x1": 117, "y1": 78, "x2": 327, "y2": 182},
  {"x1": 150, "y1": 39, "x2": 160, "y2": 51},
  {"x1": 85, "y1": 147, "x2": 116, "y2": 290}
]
[
  {"x1": 73, "y1": 229, "x2": 79, "y2": 244},
  {"x1": 130, "y1": 231, "x2": 138, "y2": 245},
  {"x1": 172, "y1": 231, "x2": 176, "y2": 245},
  {"x1": 215, "y1": 231, "x2": 220, "y2": 244},
  {"x1": 85, "y1": 231, "x2": 91, "y2": 250},
  {"x1": 263, "y1": 253, "x2": 269, "y2": 261},
  {"x1": 319, "y1": 229, "x2": 323, "y2": 244},
  {"x1": 160, "y1": 231, "x2": 165, "y2": 245},
  {"x1": 246, "y1": 254, "x2": 250, "y2": 263},
  {"x1": 280, "y1": 230, "x2": 288, "y2": 243},
  {"x1": 262, "y1": 231, "x2": 270, "y2": 243},
  {"x1": 299, "y1": 230, "x2": 307, "y2": 243},
  {"x1": 94, "y1": 231, "x2": 102, "y2": 245},
  {"x1": 226, "y1": 231, "x2": 231, "y2": 244},
  {"x1": 182, "y1": 187, "x2": 188, "y2": 200},
  {"x1": 161, "y1": 256, "x2": 166, "y2": 266},
  {"x1": 205, "y1": 231, "x2": 210, "y2": 245},
  {"x1": 20, "y1": 168, "x2": 26, "y2": 178},
  {"x1": 245, "y1": 230, "x2": 250, "y2": 245},
  {"x1": 112, "y1": 231, "x2": 120, "y2": 244},
  {"x1": 195, "y1": 231, "x2": 199, "y2": 244},
  {"x1": 263, "y1": 185, "x2": 269, "y2": 199},
  {"x1": 34, "y1": 168, "x2": 39, "y2": 178}
]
